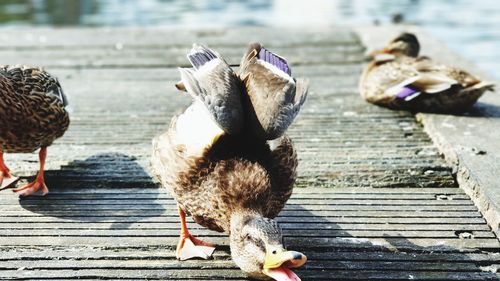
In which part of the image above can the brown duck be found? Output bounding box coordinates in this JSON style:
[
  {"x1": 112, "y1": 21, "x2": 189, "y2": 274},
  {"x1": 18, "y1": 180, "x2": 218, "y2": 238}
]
[
  {"x1": 0, "y1": 65, "x2": 69, "y2": 196},
  {"x1": 359, "y1": 33, "x2": 494, "y2": 112},
  {"x1": 151, "y1": 44, "x2": 308, "y2": 281}
]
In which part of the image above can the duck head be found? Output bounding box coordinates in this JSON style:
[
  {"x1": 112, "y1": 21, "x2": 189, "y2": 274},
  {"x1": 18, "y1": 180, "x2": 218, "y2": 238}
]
[
  {"x1": 369, "y1": 32, "x2": 420, "y2": 60},
  {"x1": 388, "y1": 32, "x2": 420, "y2": 57},
  {"x1": 230, "y1": 212, "x2": 307, "y2": 281}
]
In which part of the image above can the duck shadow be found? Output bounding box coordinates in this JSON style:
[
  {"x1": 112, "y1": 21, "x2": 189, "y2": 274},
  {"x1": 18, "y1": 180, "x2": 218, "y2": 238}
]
[
  {"x1": 457, "y1": 101, "x2": 500, "y2": 118},
  {"x1": 408, "y1": 101, "x2": 500, "y2": 118},
  {"x1": 276, "y1": 200, "x2": 496, "y2": 281},
  {"x1": 18, "y1": 152, "x2": 165, "y2": 229}
]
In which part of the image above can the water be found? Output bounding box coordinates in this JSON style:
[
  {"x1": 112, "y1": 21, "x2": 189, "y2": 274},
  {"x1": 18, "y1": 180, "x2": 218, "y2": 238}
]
[{"x1": 0, "y1": 0, "x2": 498, "y2": 78}]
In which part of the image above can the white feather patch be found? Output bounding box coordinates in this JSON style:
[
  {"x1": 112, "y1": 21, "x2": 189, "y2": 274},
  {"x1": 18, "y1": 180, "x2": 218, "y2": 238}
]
[
  {"x1": 174, "y1": 101, "x2": 224, "y2": 156},
  {"x1": 374, "y1": 53, "x2": 396, "y2": 62},
  {"x1": 194, "y1": 58, "x2": 221, "y2": 80},
  {"x1": 413, "y1": 74, "x2": 457, "y2": 94},
  {"x1": 385, "y1": 76, "x2": 421, "y2": 97},
  {"x1": 258, "y1": 60, "x2": 294, "y2": 83}
]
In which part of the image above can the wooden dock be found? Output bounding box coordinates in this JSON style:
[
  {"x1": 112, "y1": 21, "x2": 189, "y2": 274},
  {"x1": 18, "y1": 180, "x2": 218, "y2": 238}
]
[{"x1": 0, "y1": 28, "x2": 499, "y2": 280}]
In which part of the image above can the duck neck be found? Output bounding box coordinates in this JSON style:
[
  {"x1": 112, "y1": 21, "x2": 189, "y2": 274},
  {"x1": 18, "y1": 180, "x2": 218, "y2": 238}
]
[{"x1": 229, "y1": 208, "x2": 262, "y2": 236}]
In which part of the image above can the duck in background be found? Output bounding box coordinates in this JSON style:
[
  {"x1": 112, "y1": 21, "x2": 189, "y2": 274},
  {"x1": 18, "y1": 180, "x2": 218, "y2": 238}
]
[
  {"x1": 359, "y1": 32, "x2": 494, "y2": 113},
  {"x1": 151, "y1": 43, "x2": 308, "y2": 281},
  {"x1": 0, "y1": 65, "x2": 70, "y2": 196}
]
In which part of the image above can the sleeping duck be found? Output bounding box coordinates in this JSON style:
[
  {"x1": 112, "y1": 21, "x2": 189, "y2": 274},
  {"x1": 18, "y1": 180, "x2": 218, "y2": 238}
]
[
  {"x1": 359, "y1": 32, "x2": 494, "y2": 112},
  {"x1": 0, "y1": 65, "x2": 69, "y2": 196},
  {"x1": 151, "y1": 43, "x2": 308, "y2": 281}
]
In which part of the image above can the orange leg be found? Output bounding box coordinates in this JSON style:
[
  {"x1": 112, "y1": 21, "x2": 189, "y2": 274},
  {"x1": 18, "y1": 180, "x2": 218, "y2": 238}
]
[
  {"x1": 176, "y1": 205, "x2": 216, "y2": 260},
  {"x1": 0, "y1": 151, "x2": 19, "y2": 189},
  {"x1": 13, "y1": 147, "x2": 49, "y2": 196}
]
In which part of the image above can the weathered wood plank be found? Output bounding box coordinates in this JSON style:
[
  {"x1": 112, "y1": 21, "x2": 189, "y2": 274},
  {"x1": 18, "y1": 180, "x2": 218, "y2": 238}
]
[
  {"x1": 0, "y1": 27, "x2": 358, "y2": 48},
  {"x1": 0, "y1": 209, "x2": 484, "y2": 218},
  {"x1": 0, "y1": 222, "x2": 491, "y2": 231},
  {"x1": 1, "y1": 199, "x2": 476, "y2": 207},
  {"x1": 0, "y1": 46, "x2": 364, "y2": 68},
  {"x1": 3, "y1": 187, "x2": 467, "y2": 194},
  {"x1": 0, "y1": 236, "x2": 498, "y2": 251},
  {"x1": 0, "y1": 259, "x2": 488, "y2": 272},
  {"x1": 1, "y1": 246, "x2": 497, "y2": 263},
  {"x1": 0, "y1": 229, "x2": 495, "y2": 239},
  {"x1": 0, "y1": 268, "x2": 495, "y2": 280},
  {"x1": 0, "y1": 216, "x2": 487, "y2": 225}
]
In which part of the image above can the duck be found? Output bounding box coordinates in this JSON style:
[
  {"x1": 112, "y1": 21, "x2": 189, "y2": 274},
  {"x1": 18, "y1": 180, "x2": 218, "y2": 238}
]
[
  {"x1": 151, "y1": 43, "x2": 308, "y2": 281},
  {"x1": 359, "y1": 32, "x2": 495, "y2": 112},
  {"x1": 0, "y1": 65, "x2": 70, "y2": 196}
]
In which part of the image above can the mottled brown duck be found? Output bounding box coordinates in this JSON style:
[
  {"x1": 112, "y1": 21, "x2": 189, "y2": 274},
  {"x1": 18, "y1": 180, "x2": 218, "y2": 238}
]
[
  {"x1": 0, "y1": 65, "x2": 69, "y2": 196},
  {"x1": 359, "y1": 33, "x2": 494, "y2": 112},
  {"x1": 151, "y1": 44, "x2": 308, "y2": 281}
]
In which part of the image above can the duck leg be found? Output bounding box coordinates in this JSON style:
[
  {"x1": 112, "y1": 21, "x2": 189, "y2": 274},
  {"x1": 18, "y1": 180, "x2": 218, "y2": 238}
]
[
  {"x1": 13, "y1": 147, "x2": 49, "y2": 196},
  {"x1": 0, "y1": 151, "x2": 19, "y2": 189},
  {"x1": 176, "y1": 205, "x2": 216, "y2": 260}
]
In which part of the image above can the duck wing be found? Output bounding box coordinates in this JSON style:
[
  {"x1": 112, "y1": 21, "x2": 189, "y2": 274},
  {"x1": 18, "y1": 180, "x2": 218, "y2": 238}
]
[
  {"x1": 386, "y1": 58, "x2": 494, "y2": 102},
  {"x1": 239, "y1": 43, "x2": 308, "y2": 140},
  {"x1": 0, "y1": 65, "x2": 68, "y2": 106},
  {"x1": 177, "y1": 44, "x2": 244, "y2": 135}
]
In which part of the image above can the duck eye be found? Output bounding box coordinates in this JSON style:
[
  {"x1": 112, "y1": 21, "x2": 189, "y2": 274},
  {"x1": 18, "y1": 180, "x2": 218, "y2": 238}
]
[{"x1": 272, "y1": 250, "x2": 277, "y2": 255}]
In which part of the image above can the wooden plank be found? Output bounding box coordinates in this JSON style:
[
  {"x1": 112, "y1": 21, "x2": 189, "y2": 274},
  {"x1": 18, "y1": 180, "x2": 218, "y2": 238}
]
[
  {"x1": 2, "y1": 199, "x2": 477, "y2": 206},
  {"x1": 1, "y1": 247, "x2": 497, "y2": 263},
  {"x1": 0, "y1": 216, "x2": 488, "y2": 225},
  {"x1": 0, "y1": 259, "x2": 488, "y2": 272},
  {"x1": 3, "y1": 191, "x2": 471, "y2": 200},
  {"x1": 3, "y1": 187, "x2": 467, "y2": 194},
  {"x1": 0, "y1": 269, "x2": 495, "y2": 280},
  {"x1": 0, "y1": 229, "x2": 495, "y2": 239},
  {"x1": 0, "y1": 222, "x2": 492, "y2": 231},
  {"x1": 0, "y1": 236, "x2": 498, "y2": 251},
  {"x1": 0, "y1": 27, "x2": 358, "y2": 48},
  {"x1": 0, "y1": 46, "x2": 364, "y2": 68},
  {"x1": 0, "y1": 204, "x2": 479, "y2": 212},
  {"x1": 0, "y1": 209, "x2": 484, "y2": 218}
]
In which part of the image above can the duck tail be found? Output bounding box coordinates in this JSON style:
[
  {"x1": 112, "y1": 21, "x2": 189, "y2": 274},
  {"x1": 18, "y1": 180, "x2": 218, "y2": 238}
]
[{"x1": 470, "y1": 81, "x2": 495, "y2": 92}]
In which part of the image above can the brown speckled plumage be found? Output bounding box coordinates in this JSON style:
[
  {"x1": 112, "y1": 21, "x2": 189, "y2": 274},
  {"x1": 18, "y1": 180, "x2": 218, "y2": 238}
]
[
  {"x1": 152, "y1": 128, "x2": 297, "y2": 234},
  {"x1": 0, "y1": 65, "x2": 69, "y2": 153},
  {"x1": 360, "y1": 33, "x2": 494, "y2": 113}
]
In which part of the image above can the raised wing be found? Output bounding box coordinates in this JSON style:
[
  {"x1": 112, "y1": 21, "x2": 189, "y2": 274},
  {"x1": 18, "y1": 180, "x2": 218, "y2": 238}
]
[
  {"x1": 239, "y1": 43, "x2": 308, "y2": 140},
  {"x1": 177, "y1": 44, "x2": 244, "y2": 135}
]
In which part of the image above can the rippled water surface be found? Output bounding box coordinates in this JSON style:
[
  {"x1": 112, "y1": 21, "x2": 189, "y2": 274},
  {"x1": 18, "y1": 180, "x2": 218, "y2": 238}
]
[{"x1": 0, "y1": 0, "x2": 498, "y2": 77}]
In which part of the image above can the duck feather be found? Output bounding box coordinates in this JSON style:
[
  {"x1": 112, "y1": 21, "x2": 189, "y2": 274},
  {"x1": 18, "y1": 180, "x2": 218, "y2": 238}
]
[
  {"x1": 178, "y1": 44, "x2": 244, "y2": 135},
  {"x1": 239, "y1": 43, "x2": 308, "y2": 140}
]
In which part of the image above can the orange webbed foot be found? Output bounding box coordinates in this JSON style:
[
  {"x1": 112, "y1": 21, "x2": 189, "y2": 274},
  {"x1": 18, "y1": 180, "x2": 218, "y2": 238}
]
[
  {"x1": 176, "y1": 234, "x2": 216, "y2": 260},
  {"x1": 0, "y1": 173, "x2": 19, "y2": 190},
  {"x1": 0, "y1": 151, "x2": 18, "y2": 190},
  {"x1": 13, "y1": 179, "x2": 48, "y2": 197},
  {"x1": 13, "y1": 147, "x2": 49, "y2": 197}
]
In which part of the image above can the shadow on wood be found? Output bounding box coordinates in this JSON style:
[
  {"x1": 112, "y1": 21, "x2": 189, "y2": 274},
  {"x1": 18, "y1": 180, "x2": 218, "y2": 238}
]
[{"x1": 18, "y1": 153, "x2": 164, "y2": 229}]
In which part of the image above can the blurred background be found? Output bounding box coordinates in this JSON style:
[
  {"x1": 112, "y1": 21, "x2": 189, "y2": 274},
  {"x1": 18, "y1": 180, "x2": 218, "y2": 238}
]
[{"x1": 0, "y1": 0, "x2": 498, "y2": 78}]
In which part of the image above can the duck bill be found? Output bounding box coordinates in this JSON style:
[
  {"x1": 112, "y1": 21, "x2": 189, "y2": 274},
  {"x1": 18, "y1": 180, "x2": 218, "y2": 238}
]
[{"x1": 262, "y1": 248, "x2": 307, "y2": 281}]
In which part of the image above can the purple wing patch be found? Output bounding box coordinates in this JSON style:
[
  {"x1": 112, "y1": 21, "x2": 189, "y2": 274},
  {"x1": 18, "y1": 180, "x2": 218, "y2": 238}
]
[
  {"x1": 188, "y1": 47, "x2": 218, "y2": 69},
  {"x1": 395, "y1": 86, "x2": 421, "y2": 101},
  {"x1": 258, "y1": 48, "x2": 291, "y2": 76}
]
